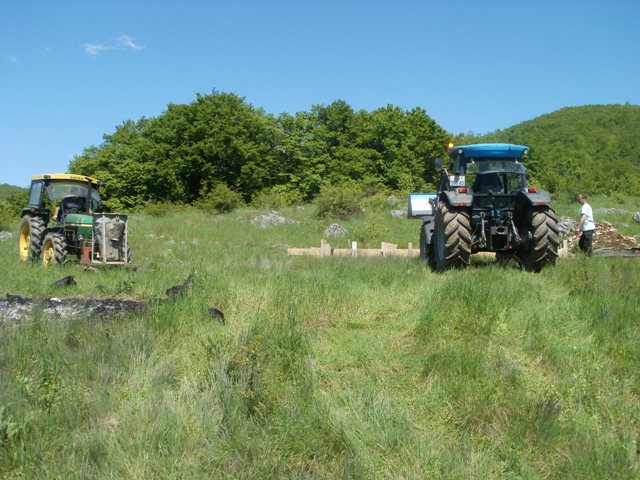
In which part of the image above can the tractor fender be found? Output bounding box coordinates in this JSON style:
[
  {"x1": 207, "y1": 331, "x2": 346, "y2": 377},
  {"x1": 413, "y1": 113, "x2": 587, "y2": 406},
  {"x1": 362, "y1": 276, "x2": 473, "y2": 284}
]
[
  {"x1": 442, "y1": 190, "x2": 473, "y2": 208},
  {"x1": 519, "y1": 190, "x2": 552, "y2": 207}
]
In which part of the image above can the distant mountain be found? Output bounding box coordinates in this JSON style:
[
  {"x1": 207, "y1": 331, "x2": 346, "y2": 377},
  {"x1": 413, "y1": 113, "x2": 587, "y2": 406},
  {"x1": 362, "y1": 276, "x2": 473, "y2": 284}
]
[{"x1": 477, "y1": 104, "x2": 640, "y2": 195}]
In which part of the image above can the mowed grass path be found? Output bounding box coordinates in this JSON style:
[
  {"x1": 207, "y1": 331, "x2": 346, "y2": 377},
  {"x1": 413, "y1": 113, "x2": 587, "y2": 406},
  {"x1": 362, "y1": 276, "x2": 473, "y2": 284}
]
[{"x1": 0, "y1": 205, "x2": 639, "y2": 478}]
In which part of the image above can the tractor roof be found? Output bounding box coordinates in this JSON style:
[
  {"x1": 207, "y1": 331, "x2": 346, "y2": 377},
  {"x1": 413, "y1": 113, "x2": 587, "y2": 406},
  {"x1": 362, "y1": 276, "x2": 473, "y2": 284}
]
[
  {"x1": 31, "y1": 173, "x2": 101, "y2": 186},
  {"x1": 448, "y1": 144, "x2": 529, "y2": 160}
]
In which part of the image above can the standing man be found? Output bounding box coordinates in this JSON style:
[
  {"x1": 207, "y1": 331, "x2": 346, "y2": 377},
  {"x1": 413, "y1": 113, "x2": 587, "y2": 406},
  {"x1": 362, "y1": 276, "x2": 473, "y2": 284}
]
[{"x1": 577, "y1": 192, "x2": 596, "y2": 256}]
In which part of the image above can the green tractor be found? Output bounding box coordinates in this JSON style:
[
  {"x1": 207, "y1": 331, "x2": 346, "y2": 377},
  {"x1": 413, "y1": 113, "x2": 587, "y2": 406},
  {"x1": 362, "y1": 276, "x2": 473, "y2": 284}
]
[{"x1": 19, "y1": 174, "x2": 131, "y2": 267}]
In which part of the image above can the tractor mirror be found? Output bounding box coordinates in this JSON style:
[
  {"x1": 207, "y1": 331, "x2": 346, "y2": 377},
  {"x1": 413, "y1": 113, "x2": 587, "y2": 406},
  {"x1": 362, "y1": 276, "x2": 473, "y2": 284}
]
[{"x1": 434, "y1": 157, "x2": 443, "y2": 170}]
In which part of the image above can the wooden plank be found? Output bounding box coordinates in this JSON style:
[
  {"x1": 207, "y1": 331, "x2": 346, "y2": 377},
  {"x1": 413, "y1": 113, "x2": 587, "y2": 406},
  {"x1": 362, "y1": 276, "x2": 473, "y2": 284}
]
[
  {"x1": 287, "y1": 247, "x2": 322, "y2": 256},
  {"x1": 381, "y1": 242, "x2": 398, "y2": 256},
  {"x1": 287, "y1": 240, "x2": 420, "y2": 257},
  {"x1": 320, "y1": 239, "x2": 332, "y2": 257}
]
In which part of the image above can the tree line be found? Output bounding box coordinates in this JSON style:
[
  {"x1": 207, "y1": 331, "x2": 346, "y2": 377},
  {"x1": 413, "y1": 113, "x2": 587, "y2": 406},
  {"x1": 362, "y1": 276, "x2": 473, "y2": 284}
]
[
  {"x1": 69, "y1": 91, "x2": 449, "y2": 210},
  {"x1": 69, "y1": 92, "x2": 640, "y2": 210}
]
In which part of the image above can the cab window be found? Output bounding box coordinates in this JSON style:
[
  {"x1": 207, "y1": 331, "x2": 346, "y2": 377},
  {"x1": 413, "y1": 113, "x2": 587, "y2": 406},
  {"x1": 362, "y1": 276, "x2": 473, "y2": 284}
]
[{"x1": 29, "y1": 181, "x2": 44, "y2": 206}]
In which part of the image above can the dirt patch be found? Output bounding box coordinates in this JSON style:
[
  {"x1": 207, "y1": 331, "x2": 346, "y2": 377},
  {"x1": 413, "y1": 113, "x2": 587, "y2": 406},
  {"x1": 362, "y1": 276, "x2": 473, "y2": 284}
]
[{"x1": 563, "y1": 220, "x2": 638, "y2": 251}]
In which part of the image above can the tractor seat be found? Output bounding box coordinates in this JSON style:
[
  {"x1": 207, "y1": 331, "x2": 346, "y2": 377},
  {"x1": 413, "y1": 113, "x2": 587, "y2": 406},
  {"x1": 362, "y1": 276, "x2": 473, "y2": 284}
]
[
  {"x1": 472, "y1": 173, "x2": 504, "y2": 194},
  {"x1": 60, "y1": 196, "x2": 87, "y2": 217}
]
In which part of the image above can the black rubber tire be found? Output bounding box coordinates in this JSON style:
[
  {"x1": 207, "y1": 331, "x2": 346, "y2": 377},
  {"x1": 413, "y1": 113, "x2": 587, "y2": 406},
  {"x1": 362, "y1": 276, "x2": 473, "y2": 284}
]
[
  {"x1": 42, "y1": 233, "x2": 68, "y2": 266},
  {"x1": 19, "y1": 215, "x2": 46, "y2": 261},
  {"x1": 433, "y1": 202, "x2": 472, "y2": 271},
  {"x1": 519, "y1": 208, "x2": 559, "y2": 272}
]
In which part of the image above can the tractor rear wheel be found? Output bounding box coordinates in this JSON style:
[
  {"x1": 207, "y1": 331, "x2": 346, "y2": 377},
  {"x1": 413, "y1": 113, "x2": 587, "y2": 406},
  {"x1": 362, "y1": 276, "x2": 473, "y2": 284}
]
[
  {"x1": 519, "y1": 207, "x2": 559, "y2": 272},
  {"x1": 42, "y1": 233, "x2": 68, "y2": 266},
  {"x1": 433, "y1": 202, "x2": 472, "y2": 271},
  {"x1": 19, "y1": 215, "x2": 46, "y2": 261}
]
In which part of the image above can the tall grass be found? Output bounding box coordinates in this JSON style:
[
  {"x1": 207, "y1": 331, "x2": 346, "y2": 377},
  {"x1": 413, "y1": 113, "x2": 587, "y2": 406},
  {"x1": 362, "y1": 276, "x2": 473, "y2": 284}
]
[{"x1": 0, "y1": 199, "x2": 639, "y2": 478}]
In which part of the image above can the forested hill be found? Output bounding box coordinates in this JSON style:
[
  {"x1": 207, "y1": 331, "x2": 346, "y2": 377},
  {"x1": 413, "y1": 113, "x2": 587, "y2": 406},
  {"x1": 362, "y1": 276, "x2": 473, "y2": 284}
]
[
  {"x1": 476, "y1": 104, "x2": 640, "y2": 195},
  {"x1": 0, "y1": 184, "x2": 27, "y2": 201},
  {"x1": 69, "y1": 94, "x2": 639, "y2": 209}
]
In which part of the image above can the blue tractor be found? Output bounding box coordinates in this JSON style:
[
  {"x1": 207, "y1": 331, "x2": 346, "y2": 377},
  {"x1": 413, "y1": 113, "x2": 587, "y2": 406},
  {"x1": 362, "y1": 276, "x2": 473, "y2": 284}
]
[{"x1": 408, "y1": 144, "x2": 559, "y2": 272}]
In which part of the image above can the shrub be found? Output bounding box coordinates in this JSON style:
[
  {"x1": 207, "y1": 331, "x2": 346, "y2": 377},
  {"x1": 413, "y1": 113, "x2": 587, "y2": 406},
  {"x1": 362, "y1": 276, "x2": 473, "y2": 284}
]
[
  {"x1": 251, "y1": 186, "x2": 302, "y2": 209},
  {"x1": 145, "y1": 201, "x2": 176, "y2": 217},
  {"x1": 314, "y1": 183, "x2": 363, "y2": 220},
  {"x1": 362, "y1": 192, "x2": 397, "y2": 211},
  {"x1": 199, "y1": 184, "x2": 244, "y2": 214},
  {"x1": 0, "y1": 201, "x2": 15, "y2": 231},
  {"x1": 352, "y1": 214, "x2": 390, "y2": 245},
  {"x1": 0, "y1": 192, "x2": 27, "y2": 231},
  {"x1": 100, "y1": 197, "x2": 127, "y2": 213}
]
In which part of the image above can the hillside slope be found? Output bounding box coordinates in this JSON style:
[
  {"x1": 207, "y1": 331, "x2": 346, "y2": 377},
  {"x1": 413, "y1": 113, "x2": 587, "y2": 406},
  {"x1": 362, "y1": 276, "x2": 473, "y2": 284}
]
[
  {"x1": 479, "y1": 104, "x2": 640, "y2": 195},
  {"x1": 0, "y1": 184, "x2": 27, "y2": 201}
]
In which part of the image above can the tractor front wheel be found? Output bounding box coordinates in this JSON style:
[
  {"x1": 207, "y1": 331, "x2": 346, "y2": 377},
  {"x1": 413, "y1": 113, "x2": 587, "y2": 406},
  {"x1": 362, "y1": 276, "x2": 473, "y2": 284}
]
[
  {"x1": 42, "y1": 233, "x2": 68, "y2": 266},
  {"x1": 433, "y1": 202, "x2": 472, "y2": 271},
  {"x1": 19, "y1": 215, "x2": 46, "y2": 261},
  {"x1": 519, "y1": 208, "x2": 559, "y2": 272}
]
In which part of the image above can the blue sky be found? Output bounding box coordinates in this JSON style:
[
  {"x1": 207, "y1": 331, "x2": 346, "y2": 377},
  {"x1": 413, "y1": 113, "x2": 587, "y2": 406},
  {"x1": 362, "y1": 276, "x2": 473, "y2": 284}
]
[{"x1": 1, "y1": 0, "x2": 639, "y2": 187}]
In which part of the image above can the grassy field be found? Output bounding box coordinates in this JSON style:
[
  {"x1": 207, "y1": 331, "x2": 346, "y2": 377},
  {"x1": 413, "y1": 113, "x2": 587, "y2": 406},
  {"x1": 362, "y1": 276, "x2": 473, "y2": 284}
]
[{"x1": 0, "y1": 198, "x2": 639, "y2": 479}]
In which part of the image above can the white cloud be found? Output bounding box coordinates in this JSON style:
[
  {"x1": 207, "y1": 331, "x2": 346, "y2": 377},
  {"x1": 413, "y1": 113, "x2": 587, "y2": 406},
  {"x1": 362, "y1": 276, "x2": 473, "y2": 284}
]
[
  {"x1": 84, "y1": 42, "x2": 112, "y2": 56},
  {"x1": 84, "y1": 35, "x2": 144, "y2": 56},
  {"x1": 116, "y1": 35, "x2": 144, "y2": 51}
]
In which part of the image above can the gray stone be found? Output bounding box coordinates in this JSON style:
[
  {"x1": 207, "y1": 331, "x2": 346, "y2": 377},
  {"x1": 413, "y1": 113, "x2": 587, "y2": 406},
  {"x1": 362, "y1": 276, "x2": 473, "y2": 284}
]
[
  {"x1": 251, "y1": 211, "x2": 299, "y2": 228},
  {"x1": 324, "y1": 223, "x2": 347, "y2": 237},
  {"x1": 557, "y1": 216, "x2": 577, "y2": 236}
]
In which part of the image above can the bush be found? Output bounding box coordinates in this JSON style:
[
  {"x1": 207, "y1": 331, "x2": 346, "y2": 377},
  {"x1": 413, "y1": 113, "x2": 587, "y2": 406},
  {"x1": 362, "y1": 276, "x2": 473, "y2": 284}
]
[
  {"x1": 100, "y1": 197, "x2": 127, "y2": 213},
  {"x1": 251, "y1": 186, "x2": 302, "y2": 209},
  {"x1": 314, "y1": 183, "x2": 363, "y2": 220},
  {"x1": 199, "y1": 184, "x2": 244, "y2": 214},
  {"x1": 145, "y1": 201, "x2": 179, "y2": 217},
  {"x1": 0, "y1": 201, "x2": 15, "y2": 231},
  {"x1": 352, "y1": 214, "x2": 390, "y2": 245},
  {"x1": 0, "y1": 192, "x2": 27, "y2": 231},
  {"x1": 362, "y1": 192, "x2": 394, "y2": 210}
]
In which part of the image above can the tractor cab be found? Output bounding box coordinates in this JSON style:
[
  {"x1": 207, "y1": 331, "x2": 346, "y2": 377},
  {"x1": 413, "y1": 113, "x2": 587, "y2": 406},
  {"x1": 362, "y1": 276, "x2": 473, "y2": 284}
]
[
  {"x1": 23, "y1": 174, "x2": 101, "y2": 222},
  {"x1": 448, "y1": 143, "x2": 529, "y2": 195}
]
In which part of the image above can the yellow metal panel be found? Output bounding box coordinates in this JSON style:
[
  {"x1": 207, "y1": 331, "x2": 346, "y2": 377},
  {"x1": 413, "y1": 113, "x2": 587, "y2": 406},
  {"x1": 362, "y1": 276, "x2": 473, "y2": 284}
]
[{"x1": 31, "y1": 173, "x2": 101, "y2": 185}]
